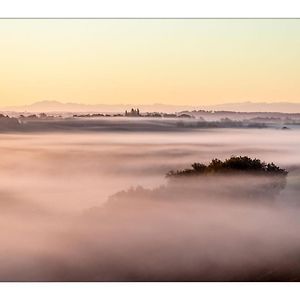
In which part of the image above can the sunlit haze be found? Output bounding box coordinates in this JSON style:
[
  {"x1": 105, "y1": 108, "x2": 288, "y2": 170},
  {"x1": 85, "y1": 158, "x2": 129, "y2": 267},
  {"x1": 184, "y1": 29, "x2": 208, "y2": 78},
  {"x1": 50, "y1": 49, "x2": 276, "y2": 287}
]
[
  {"x1": 1, "y1": 19, "x2": 300, "y2": 282},
  {"x1": 1, "y1": 19, "x2": 300, "y2": 107}
]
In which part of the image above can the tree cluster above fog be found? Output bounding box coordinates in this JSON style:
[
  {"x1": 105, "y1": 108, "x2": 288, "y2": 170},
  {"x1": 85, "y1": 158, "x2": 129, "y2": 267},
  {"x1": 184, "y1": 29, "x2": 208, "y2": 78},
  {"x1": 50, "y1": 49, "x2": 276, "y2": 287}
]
[
  {"x1": 166, "y1": 156, "x2": 288, "y2": 178},
  {"x1": 106, "y1": 156, "x2": 288, "y2": 208},
  {"x1": 0, "y1": 114, "x2": 20, "y2": 130}
]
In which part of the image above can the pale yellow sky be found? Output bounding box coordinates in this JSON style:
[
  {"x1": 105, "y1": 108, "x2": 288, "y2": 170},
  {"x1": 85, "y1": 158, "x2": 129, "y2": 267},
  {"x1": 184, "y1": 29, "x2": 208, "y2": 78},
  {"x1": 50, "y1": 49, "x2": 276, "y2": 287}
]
[{"x1": 0, "y1": 19, "x2": 300, "y2": 106}]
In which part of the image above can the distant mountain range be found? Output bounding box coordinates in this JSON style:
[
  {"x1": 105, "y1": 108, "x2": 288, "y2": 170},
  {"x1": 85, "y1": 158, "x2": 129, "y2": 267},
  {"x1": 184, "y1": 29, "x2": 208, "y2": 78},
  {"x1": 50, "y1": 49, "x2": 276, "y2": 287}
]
[
  {"x1": 2, "y1": 100, "x2": 300, "y2": 113},
  {"x1": 206, "y1": 102, "x2": 300, "y2": 113}
]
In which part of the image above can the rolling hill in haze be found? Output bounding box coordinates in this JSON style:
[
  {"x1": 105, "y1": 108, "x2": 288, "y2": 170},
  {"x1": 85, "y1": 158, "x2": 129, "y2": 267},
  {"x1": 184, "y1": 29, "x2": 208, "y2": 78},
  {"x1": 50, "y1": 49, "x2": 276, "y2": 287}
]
[{"x1": 2, "y1": 100, "x2": 300, "y2": 113}]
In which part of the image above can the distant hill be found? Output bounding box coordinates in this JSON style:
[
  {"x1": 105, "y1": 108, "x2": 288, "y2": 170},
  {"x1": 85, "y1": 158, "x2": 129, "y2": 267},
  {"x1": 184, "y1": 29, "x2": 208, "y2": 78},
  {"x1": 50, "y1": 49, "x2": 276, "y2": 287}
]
[
  {"x1": 204, "y1": 101, "x2": 300, "y2": 113},
  {"x1": 5, "y1": 101, "x2": 92, "y2": 113},
  {"x1": 2, "y1": 100, "x2": 300, "y2": 113},
  {"x1": 2, "y1": 101, "x2": 192, "y2": 113}
]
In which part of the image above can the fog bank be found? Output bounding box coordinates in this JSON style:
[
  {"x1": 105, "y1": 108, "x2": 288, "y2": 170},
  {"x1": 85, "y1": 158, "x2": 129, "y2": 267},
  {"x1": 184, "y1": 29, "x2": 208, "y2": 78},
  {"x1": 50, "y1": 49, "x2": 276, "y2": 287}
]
[{"x1": 0, "y1": 128, "x2": 299, "y2": 281}]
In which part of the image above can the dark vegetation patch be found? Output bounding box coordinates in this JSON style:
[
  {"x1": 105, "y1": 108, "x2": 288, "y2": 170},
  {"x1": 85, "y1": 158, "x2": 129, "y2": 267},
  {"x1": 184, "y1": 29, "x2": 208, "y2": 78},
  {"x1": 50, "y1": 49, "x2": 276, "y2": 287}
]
[{"x1": 166, "y1": 156, "x2": 288, "y2": 178}]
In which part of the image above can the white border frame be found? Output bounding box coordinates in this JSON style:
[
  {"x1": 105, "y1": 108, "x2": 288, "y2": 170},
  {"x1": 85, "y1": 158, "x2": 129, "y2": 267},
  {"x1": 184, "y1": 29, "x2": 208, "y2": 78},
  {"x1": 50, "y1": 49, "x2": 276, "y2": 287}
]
[{"x1": 0, "y1": 0, "x2": 300, "y2": 18}]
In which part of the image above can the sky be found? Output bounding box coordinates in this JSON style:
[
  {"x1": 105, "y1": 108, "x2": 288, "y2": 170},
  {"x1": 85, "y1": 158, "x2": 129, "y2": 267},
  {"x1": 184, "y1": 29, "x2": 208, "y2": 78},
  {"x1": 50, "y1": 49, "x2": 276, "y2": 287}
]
[{"x1": 0, "y1": 19, "x2": 300, "y2": 107}]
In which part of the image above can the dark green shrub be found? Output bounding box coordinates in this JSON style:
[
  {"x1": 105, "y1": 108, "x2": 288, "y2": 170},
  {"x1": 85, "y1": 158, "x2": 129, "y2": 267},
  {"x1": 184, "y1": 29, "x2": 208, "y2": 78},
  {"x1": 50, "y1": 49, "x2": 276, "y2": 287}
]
[{"x1": 166, "y1": 156, "x2": 288, "y2": 178}]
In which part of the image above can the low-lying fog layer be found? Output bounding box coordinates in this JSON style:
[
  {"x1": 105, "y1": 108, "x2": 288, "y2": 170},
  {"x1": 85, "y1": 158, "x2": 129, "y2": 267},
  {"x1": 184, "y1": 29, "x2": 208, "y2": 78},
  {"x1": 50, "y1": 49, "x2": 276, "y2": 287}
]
[{"x1": 0, "y1": 128, "x2": 300, "y2": 281}]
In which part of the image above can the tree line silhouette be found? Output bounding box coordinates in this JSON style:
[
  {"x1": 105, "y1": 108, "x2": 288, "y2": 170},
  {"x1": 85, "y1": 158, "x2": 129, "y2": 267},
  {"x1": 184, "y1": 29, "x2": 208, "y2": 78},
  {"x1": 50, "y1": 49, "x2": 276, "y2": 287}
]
[{"x1": 166, "y1": 156, "x2": 288, "y2": 178}]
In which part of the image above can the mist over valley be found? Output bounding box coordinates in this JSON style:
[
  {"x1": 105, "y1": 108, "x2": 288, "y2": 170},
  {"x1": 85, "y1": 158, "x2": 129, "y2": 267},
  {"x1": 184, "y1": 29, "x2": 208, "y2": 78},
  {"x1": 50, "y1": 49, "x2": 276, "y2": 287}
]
[{"x1": 0, "y1": 124, "x2": 299, "y2": 281}]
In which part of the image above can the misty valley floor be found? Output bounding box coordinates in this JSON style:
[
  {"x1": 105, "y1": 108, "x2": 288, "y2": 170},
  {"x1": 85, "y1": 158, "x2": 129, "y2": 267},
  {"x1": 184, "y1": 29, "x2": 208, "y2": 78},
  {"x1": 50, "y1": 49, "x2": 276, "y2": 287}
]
[{"x1": 0, "y1": 128, "x2": 300, "y2": 281}]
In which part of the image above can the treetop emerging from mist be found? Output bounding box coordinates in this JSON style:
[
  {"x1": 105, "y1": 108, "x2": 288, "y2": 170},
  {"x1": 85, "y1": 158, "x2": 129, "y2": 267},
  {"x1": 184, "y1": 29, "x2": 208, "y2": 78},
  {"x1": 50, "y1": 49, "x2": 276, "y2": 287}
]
[{"x1": 166, "y1": 156, "x2": 288, "y2": 178}]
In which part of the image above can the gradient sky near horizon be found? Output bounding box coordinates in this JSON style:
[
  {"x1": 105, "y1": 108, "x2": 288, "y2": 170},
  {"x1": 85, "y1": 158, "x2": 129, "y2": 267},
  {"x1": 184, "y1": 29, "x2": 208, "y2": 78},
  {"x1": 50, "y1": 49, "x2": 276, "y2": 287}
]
[{"x1": 1, "y1": 19, "x2": 300, "y2": 106}]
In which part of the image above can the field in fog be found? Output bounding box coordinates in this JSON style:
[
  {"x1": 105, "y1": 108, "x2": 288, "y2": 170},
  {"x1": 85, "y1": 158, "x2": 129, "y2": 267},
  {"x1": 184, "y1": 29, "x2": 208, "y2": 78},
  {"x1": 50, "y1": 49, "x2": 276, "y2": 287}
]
[{"x1": 1, "y1": 127, "x2": 300, "y2": 281}]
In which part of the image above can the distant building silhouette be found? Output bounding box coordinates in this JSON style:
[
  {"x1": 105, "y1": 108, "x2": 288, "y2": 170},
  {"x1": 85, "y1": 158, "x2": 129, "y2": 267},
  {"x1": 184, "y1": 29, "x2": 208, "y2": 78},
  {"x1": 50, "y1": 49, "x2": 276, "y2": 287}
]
[{"x1": 125, "y1": 108, "x2": 141, "y2": 117}]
